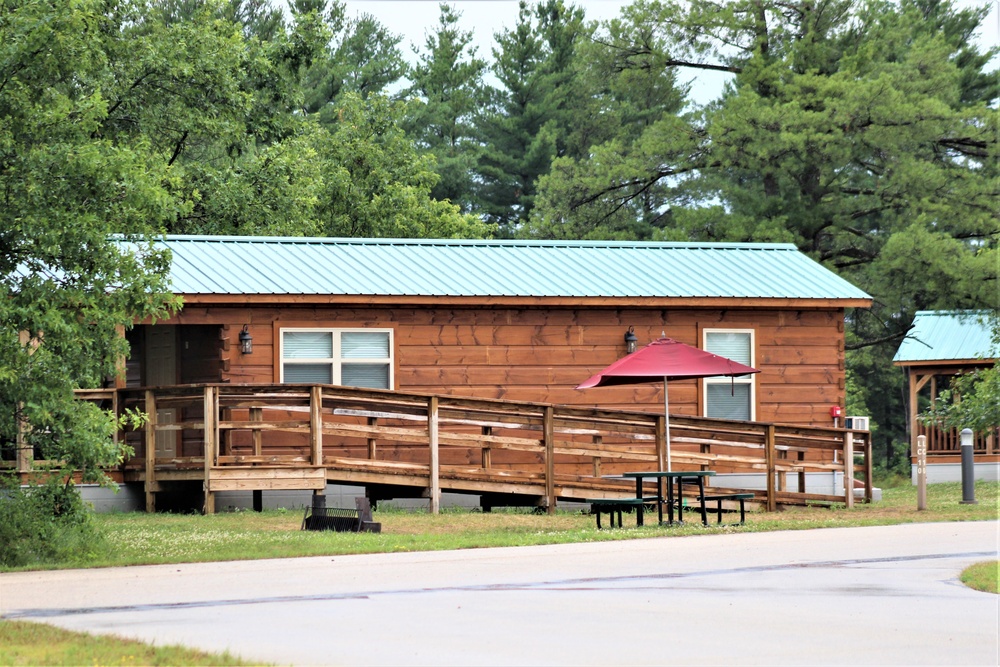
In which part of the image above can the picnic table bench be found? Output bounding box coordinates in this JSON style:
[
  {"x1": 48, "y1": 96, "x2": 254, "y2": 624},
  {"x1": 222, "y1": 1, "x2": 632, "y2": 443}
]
[
  {"x1": 585, "y1": 496, "x2": 659, "y2": 529},
  {"x1": 695, "y1": 492, "x2": 755, "y2": 525},
  {"x1": 586, "y1": 472, "x2": 755, "y2": 529}
]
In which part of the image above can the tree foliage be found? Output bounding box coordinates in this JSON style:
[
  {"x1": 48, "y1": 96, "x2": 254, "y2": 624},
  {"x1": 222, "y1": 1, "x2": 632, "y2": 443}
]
[
  {"x1": 300, "y1": 0, "x2": 407, "y2": 120},
  {"x1": 404, "y1": 4, "x2": 489, "y2": 211},
  {"x1": 3, "y1": 0, "x2": 997, "y2": 516},
  {"x1": 525, "y1": 0, "x2": 999, "y2": 466},
  {"x1": 1, "y1": 2, "x2": 491, "y2": 547},
  {"x1": 474, "y1": 0, "x2": 592, "y2": 234},
  {"x1": 0, "y1": 0, "x2": 179, "y2": 484},
  {"x1": 314, "y1": 93, "x2": 492, "y2": 238}
]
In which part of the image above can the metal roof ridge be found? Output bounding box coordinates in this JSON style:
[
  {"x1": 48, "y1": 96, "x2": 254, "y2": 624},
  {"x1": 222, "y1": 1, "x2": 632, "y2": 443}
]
[{"x1": 157, "y1": 235, "x2": 800, "y2": 251}]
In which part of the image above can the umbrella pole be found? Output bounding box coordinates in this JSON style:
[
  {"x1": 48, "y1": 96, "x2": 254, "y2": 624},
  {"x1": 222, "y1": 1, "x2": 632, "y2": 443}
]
[{"x1": 664, "y1": 376, "x2": 671, "y2": 472}]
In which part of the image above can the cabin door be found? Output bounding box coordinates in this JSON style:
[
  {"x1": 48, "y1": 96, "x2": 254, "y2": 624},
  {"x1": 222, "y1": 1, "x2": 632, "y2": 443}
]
[{"x1": 146, "y1": 326, "x2": 178, "y2": 460}]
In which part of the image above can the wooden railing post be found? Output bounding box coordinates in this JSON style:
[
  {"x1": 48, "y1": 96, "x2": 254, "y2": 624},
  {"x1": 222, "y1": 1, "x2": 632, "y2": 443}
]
[
  {"x1": 592, "y1": 435, "x2": 602, "y2": 477},
  {"x1": 310, "y1": 386, "x2": 323, "y2": 467},
  {"x1": 797, "y1": 450, "x2": 806, "y2": 494},
  {"x1": 544, "y1": 407, "x2": 555, "y2": 515},
  {"x1": 428, "y1": 396, "x2": 440, "y2": 514},
  {"x1": 843, "y1": 431, "x2": 855, "y2": 509},
  {"x1": 15, "y1": 404, "x2": 31, "y2": 474},
  {"x1": 777, "y1": 449, "x2": 787, "y2": 492},
  {"x1": 367, "y1": 417, "x2": 378, "y2": 460},
  {"x1": 765, "y1": 424, "x2": 776, "y2": 512},
  {"x1": 203, "y1": 386, "x2": 216, "y2": 515},
  {"x1": 863, "y1": 434, "x2": 873, "y2": 503},
  {"x1": 144, "y1": 390, "x2": 157, "y2": 513},
  {"x1": 250, "y1": 407, "x2": 263, "y2": 457},
  {"x1": 481, "y1": 426, "x2": 492, "y2": 469}
]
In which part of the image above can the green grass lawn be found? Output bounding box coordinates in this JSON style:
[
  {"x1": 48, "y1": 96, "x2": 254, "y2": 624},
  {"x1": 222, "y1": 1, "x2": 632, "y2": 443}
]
[
  {"x1": 960, "y1": 560, "x2": 1000, "y2": 594},
  {"x1": 5, "y1": 480, "x2": 995, "y2": 572},
  {"x1": 1, "y1": 480, "x2": 995, "y2": 665},
  {"x1": 0, "y1": 620, "x2": 257, "y2": 666}
]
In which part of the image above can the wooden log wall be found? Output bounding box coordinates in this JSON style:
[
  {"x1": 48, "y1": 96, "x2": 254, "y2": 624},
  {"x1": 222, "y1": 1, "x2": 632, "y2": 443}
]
[{"x1": 163, "y1": 304, "x2": 846, "y2": 429}]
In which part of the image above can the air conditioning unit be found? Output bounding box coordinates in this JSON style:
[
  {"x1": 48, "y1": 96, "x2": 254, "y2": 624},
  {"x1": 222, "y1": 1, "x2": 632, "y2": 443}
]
[{"x1": 845, "y1": 416, "x2": 870, "y2": 431}]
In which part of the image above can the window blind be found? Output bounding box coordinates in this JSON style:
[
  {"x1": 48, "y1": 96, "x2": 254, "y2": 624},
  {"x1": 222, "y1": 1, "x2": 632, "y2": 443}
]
[
  {"x1": 706, "y1": 384, "x2": 751, "y2": 420},
  {"x1": 341, "y1": 363, "x2": 389, "y2": 389},
  {"x1": 342, "y1": 332, "x2": 390, "y2": 359},
  {"x1": 283, "y1": 331, "x2": 333, "y2": 359},
  {"x1": 283, "y1": 363, "x2": 332, "y2": 384},
  {"x1": 705, "y1": 332, "x2": 751, "y2": 365}
]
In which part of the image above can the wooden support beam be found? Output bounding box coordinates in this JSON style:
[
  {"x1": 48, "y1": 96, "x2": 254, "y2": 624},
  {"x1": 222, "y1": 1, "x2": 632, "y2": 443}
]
[
  {"x1": 145, "y1": 390, "x2": 157, "y2": 513},
  {"x1": 544, "y1": 406, "x2": 555, "y2": 514},
  {"x1": 428, "y1": 396, "x2": 440, "y2": 514}
]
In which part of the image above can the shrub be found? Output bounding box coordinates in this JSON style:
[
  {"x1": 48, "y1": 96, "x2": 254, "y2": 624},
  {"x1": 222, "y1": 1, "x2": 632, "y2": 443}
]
[{"x1": 0, "y1": 477, "x2": 103, "y2": 568}]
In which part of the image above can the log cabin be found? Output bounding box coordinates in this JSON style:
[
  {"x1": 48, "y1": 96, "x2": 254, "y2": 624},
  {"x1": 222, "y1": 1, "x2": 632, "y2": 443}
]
[
  {"x1": 124, "y1": 235, "x2": 870, "y2": 423},
  {"x1": 894, "y1": 310, "x2": 999, "y2": 483},
  {"x1": 15, "y1": 235, "x2": 877, "y2": 513}
]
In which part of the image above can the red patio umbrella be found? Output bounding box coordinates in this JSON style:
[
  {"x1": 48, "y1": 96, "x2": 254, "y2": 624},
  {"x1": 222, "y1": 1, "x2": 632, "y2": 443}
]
[{"x1": 576, "y1": 337, "x2": 760, "y2": 471}]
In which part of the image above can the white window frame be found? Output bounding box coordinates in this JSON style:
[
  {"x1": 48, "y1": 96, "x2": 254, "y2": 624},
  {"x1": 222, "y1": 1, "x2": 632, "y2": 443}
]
[
  {"x1": 279, "y1": 327, "x2": 394, "y2": 389},
  {"x1": 702, "y1": 328, "x2": 756, "y2": 421}
]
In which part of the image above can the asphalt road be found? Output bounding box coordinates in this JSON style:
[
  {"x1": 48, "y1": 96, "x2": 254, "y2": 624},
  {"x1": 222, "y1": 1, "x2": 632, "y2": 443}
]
[{"x1": 2, "y1": 521, "x2": 998, "y2": 666}]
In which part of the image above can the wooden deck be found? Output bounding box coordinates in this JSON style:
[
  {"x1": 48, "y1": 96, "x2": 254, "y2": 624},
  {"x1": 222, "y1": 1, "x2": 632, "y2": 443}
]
[{"x1": 15, "y1": 384, "x2": 873, "y2": 514}]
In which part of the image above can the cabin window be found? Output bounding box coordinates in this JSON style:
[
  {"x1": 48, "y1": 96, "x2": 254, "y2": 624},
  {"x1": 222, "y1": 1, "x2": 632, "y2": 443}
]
[
  {"x1": 280, "y1": 329, "x2": 393, "y2": 389},
  {"x1": 702, "y1": 329, "x2": 755, "y2": 421}
]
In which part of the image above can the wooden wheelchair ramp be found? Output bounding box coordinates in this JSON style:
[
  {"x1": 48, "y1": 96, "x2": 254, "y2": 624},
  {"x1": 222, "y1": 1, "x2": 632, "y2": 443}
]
[{"x1": 74, "y1": 384, "x2": 873, "y2": 513}]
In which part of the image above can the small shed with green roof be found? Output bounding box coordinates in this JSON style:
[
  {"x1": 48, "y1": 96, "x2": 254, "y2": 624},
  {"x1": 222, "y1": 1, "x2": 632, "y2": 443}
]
[
  {"x1": 125, "y1": 235, "x2": 871, "y2": 464},
  {"x1": 894, "y1": 310, "x2": 998, "y2": 479}
]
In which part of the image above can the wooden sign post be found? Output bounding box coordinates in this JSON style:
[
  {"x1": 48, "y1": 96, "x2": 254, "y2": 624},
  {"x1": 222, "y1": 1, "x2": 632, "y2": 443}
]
[{"x1": 916, "y1": 435, "x2": 927, "y2": 511}]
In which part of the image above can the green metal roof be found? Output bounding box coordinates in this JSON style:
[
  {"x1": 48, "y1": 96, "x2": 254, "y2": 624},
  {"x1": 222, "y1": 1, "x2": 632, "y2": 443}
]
[
  {"x1": 153, "y1": 235, "x2": 871, "y2": 301},
  {"x1": 894, "y1": 311, "x2": 998, "y2": 364}
]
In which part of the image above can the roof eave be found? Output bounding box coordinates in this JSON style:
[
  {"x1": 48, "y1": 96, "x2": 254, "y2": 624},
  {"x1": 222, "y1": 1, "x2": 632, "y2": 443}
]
[
  {"x1": 177, "y1": 293, "x2": 873, "y2": 309},
  {"x1": 893, "y1": 357, "x2": 997, "y2": 368}
]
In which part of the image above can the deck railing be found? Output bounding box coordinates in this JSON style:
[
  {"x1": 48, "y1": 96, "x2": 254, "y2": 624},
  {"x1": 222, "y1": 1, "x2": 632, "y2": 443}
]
[
  {"x1": 8, "y1": 384, "x2": 874, "y2": 513},
  {"x1": 912, "y1": 421, "x2": 999, "y2": 457}
]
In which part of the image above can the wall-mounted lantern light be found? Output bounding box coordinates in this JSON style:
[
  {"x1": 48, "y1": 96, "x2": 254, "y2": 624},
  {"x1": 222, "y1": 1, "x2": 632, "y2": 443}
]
[
  {"x1": 624, "y1": 326, "x2": 638, "y2": 354},
  {"x1": 239, "y1": 324, "x2": 253, "y2": 354}
]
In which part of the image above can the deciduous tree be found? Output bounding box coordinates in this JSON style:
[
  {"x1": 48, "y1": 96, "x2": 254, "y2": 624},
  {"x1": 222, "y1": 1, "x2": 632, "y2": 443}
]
[
  {"x1": 314, "y1": 93, "x2": 493, "y2": 238},
  {"x1": 0, "y1": 0, "x2": 179, "y2": 487}
]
